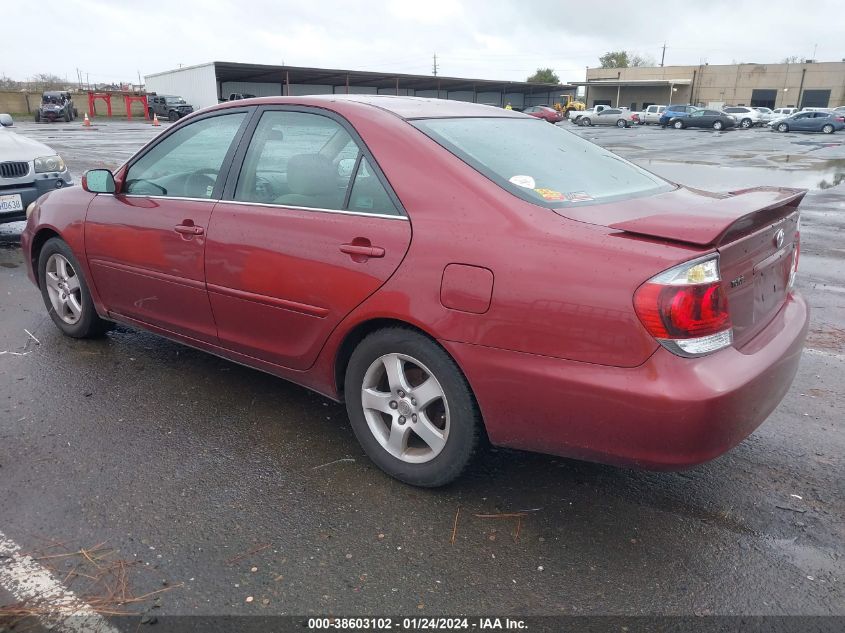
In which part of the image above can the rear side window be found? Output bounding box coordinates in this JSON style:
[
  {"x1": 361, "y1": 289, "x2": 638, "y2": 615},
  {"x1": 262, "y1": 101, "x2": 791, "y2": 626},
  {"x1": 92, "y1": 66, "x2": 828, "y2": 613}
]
[
  {"x1": 413, "y1": 117, "x2": 672, "y2": 208},
  {"x1": 347, "y1": 157, "x2": 398, "y2": 215},
  {"x1": 233, "y1": 110, "x2": 400, "y2": 215}
]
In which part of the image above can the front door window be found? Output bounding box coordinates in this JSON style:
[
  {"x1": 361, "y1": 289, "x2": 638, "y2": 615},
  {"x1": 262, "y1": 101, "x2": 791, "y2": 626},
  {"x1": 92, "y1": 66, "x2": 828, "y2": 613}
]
[{"x1": 124, "y1": 113, "x2": 247, "y2": 198}]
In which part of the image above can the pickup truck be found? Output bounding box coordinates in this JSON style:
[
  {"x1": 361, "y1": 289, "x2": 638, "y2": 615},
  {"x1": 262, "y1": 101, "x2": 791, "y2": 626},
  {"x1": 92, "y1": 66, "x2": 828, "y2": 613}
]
[
  {"x1": 568, "y1": 104, "x2": 610, "y2": 124},
  {"x1": 639, "y1": 104, "x2": 666, "y2": 125}
]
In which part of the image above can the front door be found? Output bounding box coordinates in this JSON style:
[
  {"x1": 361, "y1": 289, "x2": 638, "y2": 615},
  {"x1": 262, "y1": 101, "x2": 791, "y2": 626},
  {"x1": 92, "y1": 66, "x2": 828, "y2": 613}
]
[
  {"x1": 85, "y1": 110, "x2": 250, "y2": 342},
  {"x1": 790, "y1": 112, "x2": 814, "y2": 131},
  {"x1": 204, "y1": 108, "x2": 412, "y2": 370}
]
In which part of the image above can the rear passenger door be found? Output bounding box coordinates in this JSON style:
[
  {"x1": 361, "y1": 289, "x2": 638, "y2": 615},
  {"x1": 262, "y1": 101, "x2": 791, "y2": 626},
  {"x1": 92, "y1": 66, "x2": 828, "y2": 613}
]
[{"x1": 204, "y1": 107, "x2": 412, "y2": 370}]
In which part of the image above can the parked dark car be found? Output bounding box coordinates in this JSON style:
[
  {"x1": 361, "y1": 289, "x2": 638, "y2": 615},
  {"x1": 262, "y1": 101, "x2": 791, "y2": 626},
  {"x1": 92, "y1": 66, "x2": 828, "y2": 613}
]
[
  {"x1": 147, "y1": 95, "x2": 195, "y2": 121},
  {"x1": 771, "y1": 111, "x2": 845, "y2": 134},
  {"x1": 22, "y1": 96, "x2": 808, "y2": 487},
  {"x1": 668, "y1": 109, "x2": 736, "y2": 130},
  {"x1": 523, "y1": 105, "x2": 564, "y2": 123},
  {"x1": 658, "y1": 104, "x2": 699, "y2": 126},
  {"x1": 35, "y1": 91, "x2": 77, "y2": 123}
]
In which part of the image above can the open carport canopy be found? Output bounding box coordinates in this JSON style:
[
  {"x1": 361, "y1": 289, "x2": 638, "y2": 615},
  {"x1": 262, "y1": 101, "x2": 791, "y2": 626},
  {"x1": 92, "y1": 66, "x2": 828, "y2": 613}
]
[{"x1": 213, "y1": 61, "x2": 577, "y2": 96}]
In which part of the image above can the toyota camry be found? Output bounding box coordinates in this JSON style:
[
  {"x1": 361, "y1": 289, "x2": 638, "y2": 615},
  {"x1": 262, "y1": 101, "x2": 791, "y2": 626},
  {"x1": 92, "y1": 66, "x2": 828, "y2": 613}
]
[{"x1": 22, "y1": 96, "x2": 808, "y2": 486}]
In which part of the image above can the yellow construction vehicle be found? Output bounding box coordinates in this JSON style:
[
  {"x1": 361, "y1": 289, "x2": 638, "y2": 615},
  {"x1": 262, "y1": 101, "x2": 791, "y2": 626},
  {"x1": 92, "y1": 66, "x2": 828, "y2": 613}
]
[{"x1": 554, "y1": 94, "x2": 586, "y2": 119}]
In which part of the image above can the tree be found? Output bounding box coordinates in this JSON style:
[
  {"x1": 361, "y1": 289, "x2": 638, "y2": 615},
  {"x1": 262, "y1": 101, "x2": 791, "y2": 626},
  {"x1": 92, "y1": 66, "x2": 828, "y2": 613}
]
[
  {"x1": 0, "y1": 75, "x2": 22, "y2": 90},
  {"x1": 29, "y1": 73, "x2": 67, "y2": 91},
  {"x1": 630, "y1": 53, "x2": 656, "y2": 67},
  {"x1": 782, "y1": 55, "x2": 800, "y2": 64},
  {"x1": 526, "y1": 68, "x2": 560, "y2": 84},
  {"x1": 599, "y1": 51, "x2": 630, "y2": 68}
]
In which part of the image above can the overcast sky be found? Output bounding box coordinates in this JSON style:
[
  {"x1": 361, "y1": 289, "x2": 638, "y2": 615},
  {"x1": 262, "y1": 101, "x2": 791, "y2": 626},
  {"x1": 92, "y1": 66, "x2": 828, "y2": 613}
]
[{"x1": 3, "y1": 0, "x2": 843, "y2": 85}]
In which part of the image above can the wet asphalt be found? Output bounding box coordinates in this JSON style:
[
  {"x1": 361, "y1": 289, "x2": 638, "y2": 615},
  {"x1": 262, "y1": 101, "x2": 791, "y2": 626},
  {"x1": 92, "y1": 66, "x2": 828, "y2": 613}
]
[{"x1": 0, "y1": 119, "x2": 843, "y2": 624}]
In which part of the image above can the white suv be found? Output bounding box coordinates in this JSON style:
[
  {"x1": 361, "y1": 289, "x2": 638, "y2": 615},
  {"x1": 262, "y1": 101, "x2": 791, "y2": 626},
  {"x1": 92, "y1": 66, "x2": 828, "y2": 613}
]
[{"x1": 722, "y1": 106, "x2": 762, "y2": 129}]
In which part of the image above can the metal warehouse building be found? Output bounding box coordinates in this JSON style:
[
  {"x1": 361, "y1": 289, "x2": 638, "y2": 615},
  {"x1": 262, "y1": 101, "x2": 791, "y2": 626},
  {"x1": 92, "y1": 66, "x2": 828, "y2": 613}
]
[
  {"x1": 145, "y1": 61, "x2": 576, "y2": 111},
  {"x1": 575, "y1": 61, "x2": 845, "y2": 111}
]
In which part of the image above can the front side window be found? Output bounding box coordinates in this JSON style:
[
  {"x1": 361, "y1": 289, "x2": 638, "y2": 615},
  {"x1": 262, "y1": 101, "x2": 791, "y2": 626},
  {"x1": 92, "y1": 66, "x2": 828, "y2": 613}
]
[
  {"x1": 413, "y1": 117, "x2": 672, "y2": 208},
  {"x1": 234, "y1": 110, "x2": 399, "y2": 215},
  {"x1": 124, "y1": 113, "x2": 246, "y2": 198}
]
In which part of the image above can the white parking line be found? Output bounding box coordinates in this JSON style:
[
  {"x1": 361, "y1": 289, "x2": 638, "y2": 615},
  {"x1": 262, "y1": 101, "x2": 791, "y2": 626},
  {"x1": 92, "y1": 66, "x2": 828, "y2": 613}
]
[{"x1": 0, "y1": 530, "x2": 119, "y2": 633}]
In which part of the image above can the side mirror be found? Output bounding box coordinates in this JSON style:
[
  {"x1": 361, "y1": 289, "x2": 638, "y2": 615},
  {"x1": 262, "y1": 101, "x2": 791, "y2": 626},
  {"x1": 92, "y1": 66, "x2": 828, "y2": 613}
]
[
  {"x1": 82, "y1": 169, "x2": 116, "y2": 194},
  {"x1": 0, "y1": 113, "x2": 13, "y2": 127}
]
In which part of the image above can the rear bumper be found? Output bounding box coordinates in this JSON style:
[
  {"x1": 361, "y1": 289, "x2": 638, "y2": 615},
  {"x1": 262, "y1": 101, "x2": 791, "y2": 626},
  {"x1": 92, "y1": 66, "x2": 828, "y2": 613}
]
[{"x1": 445, "y1": 292, "x2": 808, "y2": 470}]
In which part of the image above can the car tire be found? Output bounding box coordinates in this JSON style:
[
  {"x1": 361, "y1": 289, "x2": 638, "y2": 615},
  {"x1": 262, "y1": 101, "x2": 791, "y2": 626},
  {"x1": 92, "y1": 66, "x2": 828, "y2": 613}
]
[
  {"x1": 616, "y1": 119, "x2": 627, "y2": 128},
  {"x1": 344, "y1": 327, "x2": 481, "y2": 487},
  {"x1": 673, "y1": 120, "x2": 684, "y2": 129},
  {"x1": 34, "y1": 111, "x2": 40, "y2": 123},
  {"x1": 740, "y1": 118, "x2": 753, "y2": 129},
  {"x1": 777, "y1": 123, "x2": 789, "y2": 133},
  {"x1": 822, "y1": 124, "x2": 834, "y2": 134},
  {"x1": 581, "y1": 118, "x2": 592, "y2": 126},
  {"x1": 168, "y1": 110, "x2": 179, "y2": 122},
  {"x1": 713, "y1": 120, "x2": 724, "y2": 130},
  {"x1": 38, "y1": 238, "x2": 112, "y2": 339}
]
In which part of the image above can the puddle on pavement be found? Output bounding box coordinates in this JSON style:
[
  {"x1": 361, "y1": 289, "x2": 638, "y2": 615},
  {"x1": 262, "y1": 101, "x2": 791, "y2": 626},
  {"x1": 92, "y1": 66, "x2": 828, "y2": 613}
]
[{"x1": 640, "y1": 157, "x2": 845, "y2": 191}]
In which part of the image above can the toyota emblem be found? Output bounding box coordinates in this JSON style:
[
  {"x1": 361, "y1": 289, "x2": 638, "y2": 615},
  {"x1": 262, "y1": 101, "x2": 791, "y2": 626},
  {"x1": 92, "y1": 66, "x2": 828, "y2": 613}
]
[{"x1": 774, "y1": 228, "x2": 784, "y2": 249}]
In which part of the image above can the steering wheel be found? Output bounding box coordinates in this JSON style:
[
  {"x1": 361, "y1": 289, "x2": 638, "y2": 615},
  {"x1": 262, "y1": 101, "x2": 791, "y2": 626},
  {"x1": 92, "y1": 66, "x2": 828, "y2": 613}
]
[{"x1": 184, "y1": 168, "x2": 219, "y2": 198}]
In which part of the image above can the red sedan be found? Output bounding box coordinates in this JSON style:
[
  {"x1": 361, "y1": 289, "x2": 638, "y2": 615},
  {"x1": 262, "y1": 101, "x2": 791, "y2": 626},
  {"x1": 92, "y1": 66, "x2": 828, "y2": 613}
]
[
  {"x1": 21, "y1": 96, "x2": 808, "y2": 487},
  {"x1": 522, "y1": 105, "x2": 565, "y2": 123}
]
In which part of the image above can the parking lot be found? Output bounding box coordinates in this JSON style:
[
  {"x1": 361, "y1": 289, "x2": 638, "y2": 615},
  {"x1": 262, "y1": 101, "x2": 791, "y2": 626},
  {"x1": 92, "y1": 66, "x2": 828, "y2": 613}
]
[{"x1": 1, "y1": 119, "x2": 843, "y2": 627}]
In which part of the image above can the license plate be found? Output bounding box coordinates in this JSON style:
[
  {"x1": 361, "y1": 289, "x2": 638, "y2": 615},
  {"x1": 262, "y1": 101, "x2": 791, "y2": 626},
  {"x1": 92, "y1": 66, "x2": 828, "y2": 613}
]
[{"x1": 0, "y1": 194, "x2": 23, "y2": 213}]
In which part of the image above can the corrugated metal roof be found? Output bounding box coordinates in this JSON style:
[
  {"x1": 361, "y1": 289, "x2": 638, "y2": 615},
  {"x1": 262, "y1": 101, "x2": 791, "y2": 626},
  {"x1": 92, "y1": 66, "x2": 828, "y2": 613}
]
[{"x1": 149, "y1": 61, "x2": 577, "y2": 95}]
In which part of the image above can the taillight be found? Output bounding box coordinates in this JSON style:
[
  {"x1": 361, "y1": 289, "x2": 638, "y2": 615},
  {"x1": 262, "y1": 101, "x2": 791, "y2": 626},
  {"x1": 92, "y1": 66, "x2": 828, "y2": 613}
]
[{"x1": 634, "y1": 254, "x2": 732, "y2": 357}]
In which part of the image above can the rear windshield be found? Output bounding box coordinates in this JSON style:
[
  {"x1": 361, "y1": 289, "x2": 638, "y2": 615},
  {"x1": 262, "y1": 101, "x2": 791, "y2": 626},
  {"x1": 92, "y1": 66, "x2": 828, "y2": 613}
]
[{"x1": 412, "y1": 117, "x2": 672, "y2": 207}]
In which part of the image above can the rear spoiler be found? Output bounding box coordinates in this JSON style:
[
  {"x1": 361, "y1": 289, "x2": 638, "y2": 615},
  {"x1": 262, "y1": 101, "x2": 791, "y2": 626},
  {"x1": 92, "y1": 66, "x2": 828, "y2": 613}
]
[{"x1": 607, "y1": 186, "x2": 806, "y2": 247}]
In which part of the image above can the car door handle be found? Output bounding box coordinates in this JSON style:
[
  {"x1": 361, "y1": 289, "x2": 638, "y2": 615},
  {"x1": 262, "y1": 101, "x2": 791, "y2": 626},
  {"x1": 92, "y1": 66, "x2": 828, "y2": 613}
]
[
  {"x1": 174, "y1": 223, "x2": 204, "y2": 236},
  {"x1": 340, "y1": 243, "x2": 385, "y2": 258}
]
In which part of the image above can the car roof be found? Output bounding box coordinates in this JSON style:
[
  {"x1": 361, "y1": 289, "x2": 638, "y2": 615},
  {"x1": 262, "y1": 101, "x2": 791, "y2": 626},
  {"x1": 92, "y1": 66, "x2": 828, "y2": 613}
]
[{"x1": 212, "y1": 94, "x2": 526, "y2": 120}]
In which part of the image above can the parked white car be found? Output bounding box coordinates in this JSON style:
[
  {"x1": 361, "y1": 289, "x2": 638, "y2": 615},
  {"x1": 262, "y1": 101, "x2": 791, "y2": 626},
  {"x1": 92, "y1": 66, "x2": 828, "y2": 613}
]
[
  {"x1": 753, "y1": 107, "x2": 775, "y2": 124},
  {"x1": 0, "y1": 114, "x2": 73, "y2": 224},
  {"x1": 722, "y1": 106, "x2": 763, "y2": 129},
  {"x1": 579, "y1": 108, "x2": 640, "y2": 127},
  {"x1": 639, "y1": 105, "x2": 666, "y2": 125},
  {"x1": 569, "y1": 104, "x2": 610, "y2": 124},
  {"x1": 772, "y1": 107, "x2": 799, "y2": 118}
]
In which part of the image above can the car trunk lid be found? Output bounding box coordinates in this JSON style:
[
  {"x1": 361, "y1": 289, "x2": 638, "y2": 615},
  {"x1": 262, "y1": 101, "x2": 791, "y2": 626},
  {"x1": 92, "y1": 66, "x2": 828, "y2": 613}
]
[{"x1": 556, "y1": 185, "x2": 805, "y2": 348}]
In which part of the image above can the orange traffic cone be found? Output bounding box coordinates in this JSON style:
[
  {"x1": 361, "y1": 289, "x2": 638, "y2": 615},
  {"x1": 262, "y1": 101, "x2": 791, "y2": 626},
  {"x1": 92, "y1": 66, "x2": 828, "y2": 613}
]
[
  {"x1": 152, "y1": 113, "x2": 160, "y2": 127},
  {"x1": 82, "y1": 113, "x2": 91, "y2": 127}
]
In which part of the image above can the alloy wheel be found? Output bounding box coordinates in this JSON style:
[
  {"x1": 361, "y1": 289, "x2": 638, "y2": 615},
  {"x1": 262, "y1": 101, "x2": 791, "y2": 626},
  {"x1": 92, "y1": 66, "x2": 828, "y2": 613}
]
[
  {"x1": 360, "y1": 353, "x2": 450, "y2": 464},
  {"x1": 44, "y1": 253, "x2": 83, "y2": 325}
]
